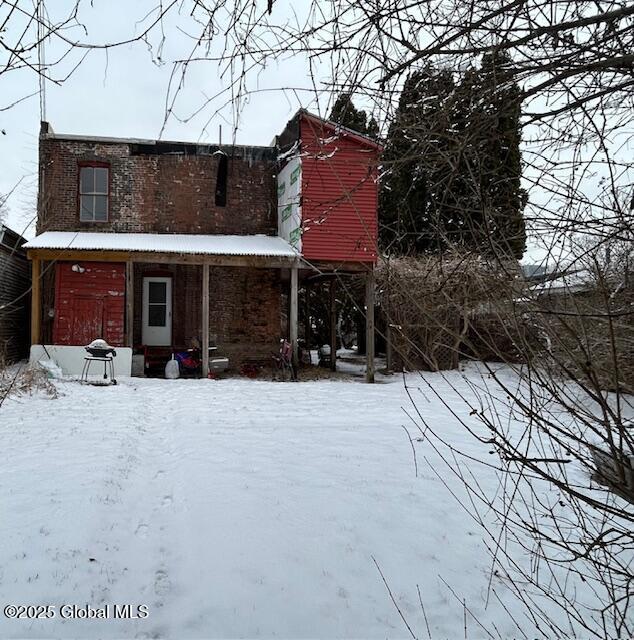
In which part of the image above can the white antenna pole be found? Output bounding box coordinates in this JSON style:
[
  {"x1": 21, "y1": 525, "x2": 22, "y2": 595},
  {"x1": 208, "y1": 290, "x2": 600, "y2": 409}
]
[{"x1": 37, "y1": 2, "x2": 47, "y2": 122}]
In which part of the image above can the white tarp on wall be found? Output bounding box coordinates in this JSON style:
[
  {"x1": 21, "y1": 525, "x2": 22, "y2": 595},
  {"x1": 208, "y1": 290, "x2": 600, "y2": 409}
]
[{"x1": 277, "y1": 156, "x2": 302, "y2": 252}]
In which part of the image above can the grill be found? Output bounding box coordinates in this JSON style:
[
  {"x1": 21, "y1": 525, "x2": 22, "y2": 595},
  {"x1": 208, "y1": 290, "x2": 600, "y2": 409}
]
[{"x1": 81, "y1": 339, "x2": 117, "y2": 385}]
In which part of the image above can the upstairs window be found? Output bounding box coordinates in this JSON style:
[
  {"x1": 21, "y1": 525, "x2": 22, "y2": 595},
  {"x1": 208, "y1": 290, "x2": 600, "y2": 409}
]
[{"x1": 79, "y1": 165, "x2": 109, "y2": 221}]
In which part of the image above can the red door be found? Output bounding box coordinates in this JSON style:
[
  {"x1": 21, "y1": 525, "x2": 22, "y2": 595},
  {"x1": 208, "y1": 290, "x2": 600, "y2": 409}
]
[
  {"x1": 53, "y1": 262, "x2": 125, "y2": 346},
  {"x1": 70, "y1": 296, "x2": 105, "y2": 346}
]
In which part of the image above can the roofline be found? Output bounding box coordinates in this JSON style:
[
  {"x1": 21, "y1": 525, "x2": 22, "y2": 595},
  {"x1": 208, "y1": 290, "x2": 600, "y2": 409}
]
[
  {"x1": 296, "y1": 109, "x2": 383, "y2": 151},
  {"x1": 0, "y1": 224, "x2": 27, "y2": 252},
  {"x1": 39, "y1": 122, "x2": 275, "y2": 151},
  {"x1": 39, "y1": 113, "x2": 382, "y2": 152}
]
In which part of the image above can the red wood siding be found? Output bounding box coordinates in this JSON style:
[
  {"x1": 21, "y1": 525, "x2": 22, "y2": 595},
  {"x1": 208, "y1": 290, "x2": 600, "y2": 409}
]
[
  {"x1": 53, "y1": 262, "x2": 125, "y2": 346},
  {"x1": 299, "y1": 114, "x2": 379, "y2": 263}
]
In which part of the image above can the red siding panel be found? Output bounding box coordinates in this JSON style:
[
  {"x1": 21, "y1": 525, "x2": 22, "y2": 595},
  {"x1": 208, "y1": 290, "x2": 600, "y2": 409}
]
[
  {"x1": 299, "y1": 114, "x2": 379, "y2": 263},
  {"x1": 53, "y1": 262, "x2": 125, "y2": 346}
]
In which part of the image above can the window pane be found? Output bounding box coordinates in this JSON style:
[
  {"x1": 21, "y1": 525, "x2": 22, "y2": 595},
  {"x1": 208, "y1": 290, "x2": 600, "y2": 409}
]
[
  {"x1": 94, "y1": 195, "x2": 108, "y2": 220},
  {"x1": 148, "y1": 304, "x2": 166, "y2": 326},
  {"x1": 94, "y1": 167, "x2": 108, "y2": 194},
  {"x1": 80, "y1": 167, "x2": 94, "y2": 194},
  {"x1": 148, "y1": 282, "x2": 167, "y2": 304},
  {"x1": 80, "y1": 195, "x2": 94, "y2": 221}
]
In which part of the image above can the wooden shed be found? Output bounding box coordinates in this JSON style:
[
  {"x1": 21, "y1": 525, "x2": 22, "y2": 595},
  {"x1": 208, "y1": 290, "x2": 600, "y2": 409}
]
[{"x1": 0, "y1": 225, "x2": 30, "y2": 362}]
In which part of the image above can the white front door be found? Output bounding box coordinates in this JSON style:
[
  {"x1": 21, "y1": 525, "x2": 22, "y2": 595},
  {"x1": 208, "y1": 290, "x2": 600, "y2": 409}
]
[{"x1": 142, "y1": 277, "x2": 172, "y2": 345}]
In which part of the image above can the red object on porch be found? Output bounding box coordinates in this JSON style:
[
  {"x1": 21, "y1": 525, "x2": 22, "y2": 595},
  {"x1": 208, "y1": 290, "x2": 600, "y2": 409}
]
[
  {"x1": 53, "y1": 262, "x2": 125, "y2": 346},
  {"x1": 299, "y1": 112, "x2": 380, "y2": 264}
]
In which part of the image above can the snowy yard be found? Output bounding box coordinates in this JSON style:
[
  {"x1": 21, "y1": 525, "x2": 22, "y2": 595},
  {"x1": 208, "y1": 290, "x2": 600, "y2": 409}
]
[{"x1": 0, "y1": 365, "x2": 608, "y2": 638}]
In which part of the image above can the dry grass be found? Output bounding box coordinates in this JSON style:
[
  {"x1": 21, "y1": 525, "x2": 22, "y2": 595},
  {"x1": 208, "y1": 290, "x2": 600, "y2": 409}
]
[{"x1": 0, "y1": 357, "x2": 59, "y2": 402}]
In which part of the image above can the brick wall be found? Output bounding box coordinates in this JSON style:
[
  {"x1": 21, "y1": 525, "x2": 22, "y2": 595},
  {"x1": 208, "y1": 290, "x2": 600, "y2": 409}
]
[
  {"x1": 133, "y1": 263, "x2": 282, "y2": 368},
  {"x1": 38, "y1": 136, "x2": 277, "y2": 235}
]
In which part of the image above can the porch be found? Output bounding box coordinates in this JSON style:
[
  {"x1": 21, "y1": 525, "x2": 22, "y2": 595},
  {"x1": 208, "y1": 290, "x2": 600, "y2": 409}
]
[{"x1": 25, "y1": 232, "x2": 377, "y2": 381}]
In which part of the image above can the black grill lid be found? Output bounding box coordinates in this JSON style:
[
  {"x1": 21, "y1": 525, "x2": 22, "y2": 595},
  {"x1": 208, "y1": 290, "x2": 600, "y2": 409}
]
[{"x1": 85, "y1": 338, "x2": 117, "y2": 357}]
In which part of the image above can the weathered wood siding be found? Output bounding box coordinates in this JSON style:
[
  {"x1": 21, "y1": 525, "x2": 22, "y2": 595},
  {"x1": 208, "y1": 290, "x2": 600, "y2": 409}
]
[{"x1": 0, "y1": 228, "x2": 30, "y2": 362}]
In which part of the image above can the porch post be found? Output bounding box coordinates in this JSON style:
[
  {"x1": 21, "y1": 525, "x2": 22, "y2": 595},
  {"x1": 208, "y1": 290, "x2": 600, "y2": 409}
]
[
  {"x1": 329, "y1": 278, "x2": 337, "y2": 371},
  {"x1": 31, "y1": 257, "x2": 41, "y2": 345},
  {"x1": 303, "y1": 282, "x2": 311, "y2": 352},
  {"x1": 365, "y1": 267, "x2": 375, "y2": 383},
  {"x1": 290, "y1": 262, "x2": 298, "y2": 368},
  {"x1": 385, "y1": 259, "x2": 393, "y2": 372},
  {"x1": 386, "y1": 321, "x2": 393, "y2": 373},
  {"x1": 125, "y1": 260, "x2": 134, "y2": 348},
  {"x1": 202, "y1": 263, "x2": 210, "y2": 378}
]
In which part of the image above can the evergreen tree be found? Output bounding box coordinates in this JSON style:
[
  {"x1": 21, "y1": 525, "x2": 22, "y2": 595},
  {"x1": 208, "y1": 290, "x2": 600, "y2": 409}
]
[
  {"x1": 366, "y1": 115, "x2": 379, "y2": 140},
  {"x1": 329, "y1": 93, "x2": 369, "y2": 134},
  {"x1": 379, "y1": 66, "x2": 456, "y2": 254},
  {"x1": 469, "y1": 52, "x2": 526, "y2": 259},
  {"x1": 379, "y1": 55, "x2": 526, "y2": 259}
]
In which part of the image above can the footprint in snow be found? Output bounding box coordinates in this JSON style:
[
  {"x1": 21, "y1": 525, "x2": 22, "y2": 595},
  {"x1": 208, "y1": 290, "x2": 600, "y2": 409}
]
[{"x1": 154, "y1": 569, "x2": 171, "y2": 596}]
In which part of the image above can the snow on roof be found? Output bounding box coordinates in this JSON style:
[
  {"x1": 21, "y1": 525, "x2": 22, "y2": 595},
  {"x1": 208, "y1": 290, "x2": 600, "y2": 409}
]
[{"x1": 25, "y1": 231, "x2": 298, "y2": 258}]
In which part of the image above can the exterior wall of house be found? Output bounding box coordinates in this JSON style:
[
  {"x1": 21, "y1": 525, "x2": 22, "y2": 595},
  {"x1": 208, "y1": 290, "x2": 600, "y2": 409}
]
[
  {"x1": 207, "y1": 266, "x2": 282, "y2": 365},
  {"x1": 299, "y1": 114, "x2": 379, "y2": 264},
  {"x1": 37, "y1": 134, "x2": 277, "y2": 235},
  {"x1": 0, "y1": 228, "x2": 30, "y2": 361}
]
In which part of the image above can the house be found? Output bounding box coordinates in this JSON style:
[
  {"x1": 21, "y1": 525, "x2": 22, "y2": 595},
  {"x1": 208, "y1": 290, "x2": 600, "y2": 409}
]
[
  {"x1": 0, "y1": 224, "x2": 30, "y2": 362},
  {"x1": 25, "y1": 110, "x2": 381, "y2": 380}
]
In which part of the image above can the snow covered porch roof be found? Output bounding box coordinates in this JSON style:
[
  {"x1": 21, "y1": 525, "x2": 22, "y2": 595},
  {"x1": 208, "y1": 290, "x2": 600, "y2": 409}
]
[{"x1": 25, "y1": 231, "x2": 299, "y2": 267}]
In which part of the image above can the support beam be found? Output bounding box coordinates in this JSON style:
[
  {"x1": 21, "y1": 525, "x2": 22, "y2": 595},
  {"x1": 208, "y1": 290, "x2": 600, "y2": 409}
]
[
  {"x1": 201, "y1": 264, "x2": 210, "y2": 378},
  {"x1": 386, "y1": 321, "x2": 393, "y2": 373},
  {"x1": 31, "y1": 258, "x2": 41, "y2": 345},
  {"x1": 329, "y1": 279, "x2": 337, "y2": 371},
  {"x1": 385, "y1": 261, "x2": 393, "y2": 372},
  {"x1": 303, "y1": 283, "x2": 311, "y2": 354},
  {"x1": 365, "y1": 268, "x2": 375, "y2": 383},
  {"x1": 27, "y1": 249, "x2": 295, "y2": 270},
  {"x1": 125, "y1": 261, "x2": 134, "y2": 348},
  {"x1": 290, "y1": 263, "x2": 298, "y2": 368}
]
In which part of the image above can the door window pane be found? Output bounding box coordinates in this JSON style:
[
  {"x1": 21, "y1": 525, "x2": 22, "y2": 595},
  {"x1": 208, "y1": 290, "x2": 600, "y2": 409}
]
[
  {"x1": 148, "y1": 305, "x2": 166, "y2": 327},
  {"x1": 148, "y1": 282, "x2": 167, "y2": 304}
]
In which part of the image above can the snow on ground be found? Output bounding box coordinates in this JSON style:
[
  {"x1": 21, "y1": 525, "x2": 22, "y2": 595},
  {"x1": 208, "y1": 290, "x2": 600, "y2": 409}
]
[{"x1": 0, "y1": 364, "x2": 610, "y2": 638}]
